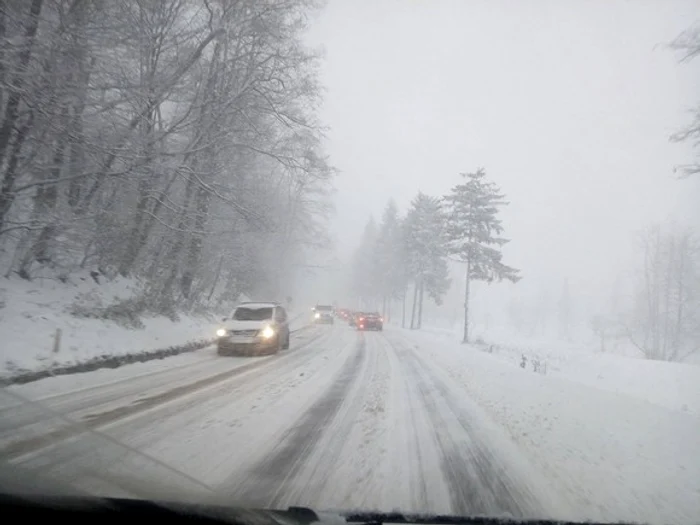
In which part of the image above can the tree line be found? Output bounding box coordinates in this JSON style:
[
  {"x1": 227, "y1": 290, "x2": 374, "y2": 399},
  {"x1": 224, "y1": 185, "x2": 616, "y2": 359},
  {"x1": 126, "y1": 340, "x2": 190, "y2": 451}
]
[
  {"x1": 349, "y1": 169, "x2": 520, "y2": 343},
  {"x1": 611, "y1": 22, "x2": 700, "y2": 361},
  {"x1": 0, "y1": 0, "x2": 333, "y2": 315},
  {"x1": 347, "y1": 22, "x2": 700, "y2": 358},
  {"x1": 350, "y1": 168, "x2": 699, "y2": 360}
]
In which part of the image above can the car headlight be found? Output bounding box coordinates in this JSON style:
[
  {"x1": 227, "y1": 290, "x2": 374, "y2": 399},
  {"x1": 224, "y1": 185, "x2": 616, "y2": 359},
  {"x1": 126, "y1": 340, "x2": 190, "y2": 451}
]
[
  {"x1": 216, "y1": 328, "x2": 227, "y2": 337},
  {"x1": 314, "y1": 312, "x2": 320, "y2": 319},
  {"x1": 260, "y1": 325, "x2": 275, "y2": 339}
]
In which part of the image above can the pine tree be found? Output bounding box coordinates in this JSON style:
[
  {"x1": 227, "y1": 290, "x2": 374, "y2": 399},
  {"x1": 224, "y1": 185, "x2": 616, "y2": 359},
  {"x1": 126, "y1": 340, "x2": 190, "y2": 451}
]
[
  {"x1": 444, "y1": 169, "x2": 520, "y2": 343},
  {"x1": 404, "y1": 193, "x2": 451, "y2": 329},
  {"x1": 351, "y1": 217, "x2": 381, "y2": 310},
  {"x1": 376, "y1": 200, "x2": 408, "y2": 320}
]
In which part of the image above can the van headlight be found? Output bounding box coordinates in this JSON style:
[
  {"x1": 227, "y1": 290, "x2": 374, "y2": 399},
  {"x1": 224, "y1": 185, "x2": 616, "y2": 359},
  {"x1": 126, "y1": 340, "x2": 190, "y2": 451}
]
[
  {"x1": 260, "y1": 325, "x2": 275, "y2": 339},
  {"x1": 314, "y1": 312, "x2": 320, "y2": 319},
  {"x1": 216, "y1": 328, "x2": 227, "y2": 337}
]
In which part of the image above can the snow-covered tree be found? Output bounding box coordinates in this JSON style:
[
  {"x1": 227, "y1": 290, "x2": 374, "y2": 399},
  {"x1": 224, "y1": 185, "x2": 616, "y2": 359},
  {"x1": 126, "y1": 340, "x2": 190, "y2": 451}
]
[
  {"x1": 375, "y1": 200, "x2": 408, "y2": 320},
  {"x1": 0, "y1": 0, "x2": 334, "y2": 316},
  {"x1": 350, "y1": 217, "x2": 381, "y2": 309},
  {"x1": 443, "y1": 169, "x2": 520, "y2": 343},
  {"x1": 403, "y1": 193, "x2": 450, "y2": 329}
]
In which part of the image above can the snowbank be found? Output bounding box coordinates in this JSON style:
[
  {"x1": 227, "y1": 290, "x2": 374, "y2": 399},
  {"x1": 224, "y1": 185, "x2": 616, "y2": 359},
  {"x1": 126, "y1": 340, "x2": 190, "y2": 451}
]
[
  {"x1": 0, "y1": 274, "x2": 217, "y2": 380},
  {"x1": 393, "y1": 328, "x2": 700, "y2": 524},
  {"x1": 418, "y1": 324, "x2": 700, "y2": 416}
]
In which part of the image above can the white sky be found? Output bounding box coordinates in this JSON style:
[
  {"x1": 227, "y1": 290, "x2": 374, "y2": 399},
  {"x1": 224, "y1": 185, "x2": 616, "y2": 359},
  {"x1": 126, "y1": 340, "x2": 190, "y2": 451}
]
[{"x1": 305, "y1": 0, "x2": 700, "y2": 311}]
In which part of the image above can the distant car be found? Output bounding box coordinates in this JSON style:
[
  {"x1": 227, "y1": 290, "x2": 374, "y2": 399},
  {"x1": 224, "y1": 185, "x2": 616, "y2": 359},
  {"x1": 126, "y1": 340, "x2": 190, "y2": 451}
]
[
  {"x1": 356, "y1": 312, "x2": 383, "y2": 331},
  {"x1": 313, "y1": 304, "x2": 334, "y2": 324},
  {"x1": 216, "y1": 302, "x2": 290, "y2": 356},
  {"x1": 348, "y1": 311, "x2": 357, "y2": 326}
]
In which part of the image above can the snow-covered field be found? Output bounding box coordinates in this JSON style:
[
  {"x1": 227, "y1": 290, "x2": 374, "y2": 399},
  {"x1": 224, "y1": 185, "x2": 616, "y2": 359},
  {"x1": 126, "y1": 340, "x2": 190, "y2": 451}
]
[
  {"x1": 419, "y1": 325, "x2": 700, "y2": 416},
  {"x1": 1, "y1": 322, "x2": 698, "y2": 524}
]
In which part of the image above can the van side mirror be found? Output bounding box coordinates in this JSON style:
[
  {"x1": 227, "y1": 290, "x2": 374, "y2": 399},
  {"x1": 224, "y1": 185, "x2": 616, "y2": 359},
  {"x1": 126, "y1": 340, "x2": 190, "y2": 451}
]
[{"x1": 221, "y1": 317, "x2": 227, "y2": 322}]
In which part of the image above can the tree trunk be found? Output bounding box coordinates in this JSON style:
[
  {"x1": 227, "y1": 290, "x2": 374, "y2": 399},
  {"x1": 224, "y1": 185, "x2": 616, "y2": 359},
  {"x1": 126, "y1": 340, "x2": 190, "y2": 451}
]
[
  {"x1": 671, "y1": 234, "x2": 688, "y2": 361},
  {"x1": 181, "y1": 184, "x2": 211, "y2": 301},
  {"x1": 0, "y1": 0, "x2": 43, "y2": 172},
  {"x1": 118, "y1": 20, "x2": 158, "y2": 277},
  {"x1": 662, "y1": 236, "x2": 675, "y2": 359},
  {"x1": 410, "y1": 281, "x2": 419, "y2": 329},
  {"x1": 401, "y1": 286, "x2": 407, "y2": 328},
  {"x1": 0, "y1": 113, "x2": 34, "y2": 235},
  {"x1": 207, "y1": 254, "x2": 224, "y2": 303},
  {"x1": 463, "y1": 260, "x2": 471, "y2": 343},
  {"x1": 417, "y1": 279, "x2": 424, "y2": 329},
  {"x1": 17, "y1": 121, "x2": 68, "y2": 277}
]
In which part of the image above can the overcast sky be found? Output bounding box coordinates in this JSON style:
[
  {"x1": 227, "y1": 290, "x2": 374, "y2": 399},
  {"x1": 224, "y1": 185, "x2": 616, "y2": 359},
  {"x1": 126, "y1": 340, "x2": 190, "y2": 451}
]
[{"x1": 304, "y1": 0, "x2": 700, "y2": 311}]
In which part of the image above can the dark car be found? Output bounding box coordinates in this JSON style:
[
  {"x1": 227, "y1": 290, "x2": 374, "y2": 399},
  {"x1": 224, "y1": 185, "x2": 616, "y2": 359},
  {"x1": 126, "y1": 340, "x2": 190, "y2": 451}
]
[
  {"x1": 313, "y1": 304, "x2": 334, "y2": 324},
  {"x1": 356, "y1": 312, "x2": 383, "y2": 331}
]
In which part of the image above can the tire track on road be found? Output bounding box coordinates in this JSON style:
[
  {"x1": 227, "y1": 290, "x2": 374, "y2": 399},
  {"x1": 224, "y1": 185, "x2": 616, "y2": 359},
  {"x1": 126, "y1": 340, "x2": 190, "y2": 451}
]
[
  {"x1": 6, "y1": 325, "x2": 350, "y2": 496},
  {"x1": 226, "y1": 332, "x2": 368, "y2": 507},
  {"x1": 329, "y1": 332, "x2": 395, "y2": 509},
  {"x1": 384, "y1": 333, "x2": 547, "y2": 519},
  {"x1": 0, "y1": 355, "x2": 226, "y2": 434},
  {"x1": 315, "y1": 331, "x2": 442, "y2": 513},
  {"x1": 0, "y1": 326, "x2": 329, "y2": 460},
  {"x1": 2, "y1": 324, "x2": 316, "y2": 425},
  {"x1": 375, "y1": 332, "x2": 447, "y2": 513}
]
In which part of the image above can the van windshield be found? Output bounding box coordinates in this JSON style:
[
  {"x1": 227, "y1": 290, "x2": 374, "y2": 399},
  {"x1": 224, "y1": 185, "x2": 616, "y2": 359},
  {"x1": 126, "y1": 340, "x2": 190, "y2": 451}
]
[{"x1": 233, "y1": 307, "x2": 273, "y2": 321}]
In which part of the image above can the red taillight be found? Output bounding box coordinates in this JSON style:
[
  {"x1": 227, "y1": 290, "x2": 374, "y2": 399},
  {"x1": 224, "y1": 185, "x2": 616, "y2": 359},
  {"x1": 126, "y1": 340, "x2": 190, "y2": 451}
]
[
  {"x1": 359, "y1": 324, "x2": 364, "y2": 328},
  {"x1": 380, "y1": 317, "x2": 383, "y2": 322},
  {"x1": 359, "y1": 317, "x2": 364, "y2": 321}
]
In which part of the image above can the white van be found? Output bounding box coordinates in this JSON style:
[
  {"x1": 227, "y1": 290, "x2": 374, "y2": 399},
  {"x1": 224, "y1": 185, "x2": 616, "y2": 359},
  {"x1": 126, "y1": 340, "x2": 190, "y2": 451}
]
[{"x1": 216, "y1": 302, "x2": 290, "y2": 356}]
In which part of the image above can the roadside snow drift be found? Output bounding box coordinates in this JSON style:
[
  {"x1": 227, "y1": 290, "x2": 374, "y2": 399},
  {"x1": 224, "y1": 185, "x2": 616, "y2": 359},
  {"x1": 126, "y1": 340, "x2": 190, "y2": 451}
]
[
  {"x1": 392, "y1": 328, "x2": 700, "y2": 525},
  {"x1": 0, "y1": 274, "x2": 216, "y2": 380}
]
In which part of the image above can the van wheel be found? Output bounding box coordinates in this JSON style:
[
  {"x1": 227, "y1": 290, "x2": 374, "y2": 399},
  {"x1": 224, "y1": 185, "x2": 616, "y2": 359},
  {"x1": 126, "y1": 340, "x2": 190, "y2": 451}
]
[{"x1": 283, "y1": 332, "x2": 290, "y2": 349}]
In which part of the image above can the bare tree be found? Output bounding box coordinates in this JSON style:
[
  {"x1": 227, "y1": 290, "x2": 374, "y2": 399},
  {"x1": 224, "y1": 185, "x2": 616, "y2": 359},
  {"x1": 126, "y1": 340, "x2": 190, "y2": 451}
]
[
  {"x1": 670, "y1": 22, "x2": 700, "y2": 178},
  {"x1": 628, "y1": 224, "x2": 700, "y2": 361},
  {"x1": 0, "y1": 0, "x2": 335, "y2": 316}
]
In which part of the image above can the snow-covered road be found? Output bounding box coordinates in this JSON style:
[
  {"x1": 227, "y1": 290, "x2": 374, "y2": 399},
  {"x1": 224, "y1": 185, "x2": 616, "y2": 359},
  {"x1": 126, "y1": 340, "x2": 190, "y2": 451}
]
[{"x1": 0, "y1": 324, "x2": 697, "y2": 524}]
